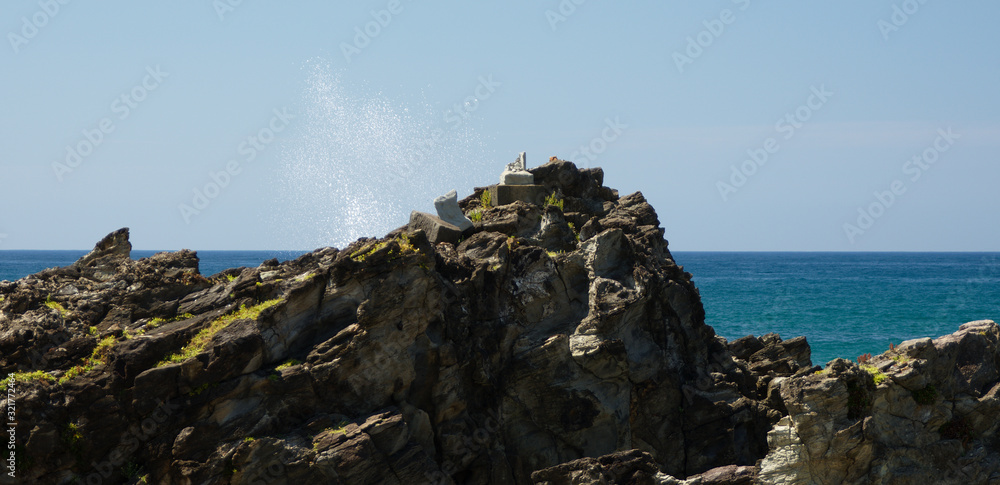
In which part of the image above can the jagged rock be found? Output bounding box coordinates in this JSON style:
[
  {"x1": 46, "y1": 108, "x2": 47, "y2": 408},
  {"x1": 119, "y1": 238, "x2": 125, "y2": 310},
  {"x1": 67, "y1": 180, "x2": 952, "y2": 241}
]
[
  {"x1": 531, "y1": 449, "x2": 661, "y2": 485},
  {"x1": 687, "y1": 465, "x2": 756, "y2": 484},
  {"x1": 525, "y1": 205, "x2": 577, "y2": 252},
  {"x1": 758, "y1": 320, "x2": 1000, "y2": 484},
  {"x1": 531, "y1": 452, "x2": 755, "y2": 485},
  {"x1": 1, "y1": 161, "x2": 998, "y2": 484},
  {"x1": 75, "y1": 227, "x2": 132, "y2": 268},
  {"x1": 73, "y1": 227, "x2": 133, "y2": 281}
]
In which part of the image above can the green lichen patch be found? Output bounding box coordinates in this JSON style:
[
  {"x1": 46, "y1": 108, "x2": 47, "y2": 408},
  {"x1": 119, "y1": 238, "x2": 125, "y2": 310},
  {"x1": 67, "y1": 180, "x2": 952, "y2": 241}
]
[
  {"x1": 860, "y1": 364, "x2": 889, "y2": 386},
  {"x1": 157, "y1": 299, "x2": 283, "y2": 367},
  {"x1": 1, "y1": 370, "x2": 55, "y2": 387},
  {"x1": 350, "y1": 235, "x2": 417, "y2": 262}
]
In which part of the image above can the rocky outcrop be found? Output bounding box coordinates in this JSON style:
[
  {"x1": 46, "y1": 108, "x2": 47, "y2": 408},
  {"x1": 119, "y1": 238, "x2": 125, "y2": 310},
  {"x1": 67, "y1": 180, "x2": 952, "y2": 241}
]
[
  {"x1": 758, "y1": 319, "x2": 1000, "y2": 484},
  {"x1": 0, "y1": 159, "x2": 997, "y2": 484},
  {"x1": 530, "y1": 451, "x2": 755, "y2": 485},
  {"x1": 74, "y1": 227, "x2": 132, "y2": 271},
  {"x1": 0, "y1": 234, "x2": 209, "y2": 377},
  {"x1": 529, "y1": 320, "x2": 1000, "y2": 485}
]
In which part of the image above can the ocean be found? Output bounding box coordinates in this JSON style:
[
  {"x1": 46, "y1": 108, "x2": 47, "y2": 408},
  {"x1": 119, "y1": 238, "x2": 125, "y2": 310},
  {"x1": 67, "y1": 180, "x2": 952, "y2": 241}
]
[
  {"x1": 0, "y1": 250, "x2": 303, "y2": 284},
  {"x1": 673, "y1": 252, "x2": 1000, "y2": 365},
  {"x1": 1, "y1": 250, "x2": 997, "y2": 365}
]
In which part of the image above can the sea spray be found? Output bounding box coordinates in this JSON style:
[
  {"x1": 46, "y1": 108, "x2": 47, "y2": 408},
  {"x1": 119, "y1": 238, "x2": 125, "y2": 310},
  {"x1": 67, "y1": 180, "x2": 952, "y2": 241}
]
[{"x1": 272, "y1": 59, "x2": 495, "y2": 250}]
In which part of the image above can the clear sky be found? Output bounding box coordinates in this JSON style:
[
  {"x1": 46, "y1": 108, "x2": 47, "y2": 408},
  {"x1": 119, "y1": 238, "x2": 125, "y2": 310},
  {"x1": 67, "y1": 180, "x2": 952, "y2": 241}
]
[{"x1": 2, "y1": 1, "x2": 998, "y2": 251}]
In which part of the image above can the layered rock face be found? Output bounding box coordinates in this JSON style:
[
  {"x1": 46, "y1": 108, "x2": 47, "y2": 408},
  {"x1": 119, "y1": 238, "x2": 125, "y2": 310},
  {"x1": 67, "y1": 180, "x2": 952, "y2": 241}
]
[
  {"x1": 533, "y1": 321, "x2": 1000, "y2": 485},
  {"x1": 757, "y1": 319, "x2": 1000, "y2": 485},
  {"x1": 0, "y1": 159, "x2": 996, "y2": 484}
]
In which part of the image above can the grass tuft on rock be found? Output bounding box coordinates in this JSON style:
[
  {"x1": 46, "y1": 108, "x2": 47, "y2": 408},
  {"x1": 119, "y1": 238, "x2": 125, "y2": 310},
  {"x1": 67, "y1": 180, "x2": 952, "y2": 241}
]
[
  {"x1": 544, "y1": 191, "x2": 564, "y2": 211},
  {"x1": 350, "y1": 235, "x2": 417, "y2": 262},
  {"x1": 44, "y1": 295, "x2": 68, "y2": 317},
  {"x1": 148, "y1": 313, "x2": 194, "y2": 330},
  {"x1": 1, "y1": 370, "x2": 56, "y2": 387},
  {"x1": 157, "y1": 299, "x2": 283, "y2": 367},
  {"x1": 860, "y1": 364, "x2": 889, "y2": 386}
]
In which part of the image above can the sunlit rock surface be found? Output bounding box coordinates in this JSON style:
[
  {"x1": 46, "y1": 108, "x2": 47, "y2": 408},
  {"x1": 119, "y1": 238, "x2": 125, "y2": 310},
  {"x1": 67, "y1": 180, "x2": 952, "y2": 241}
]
[{"x1": 1, "y1": 159, "x2": 996, "y2": 484}]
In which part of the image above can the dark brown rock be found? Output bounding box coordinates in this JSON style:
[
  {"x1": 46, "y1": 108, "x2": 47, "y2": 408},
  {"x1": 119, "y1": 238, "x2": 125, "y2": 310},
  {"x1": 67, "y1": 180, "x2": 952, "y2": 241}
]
[
  {"x1": 74, "y1": 227, "x2": 132, "y2": 270},
  {"x1": 531, "y1": 449, "x2": 660, "y2": 485},
  {"x1": 1, "y1": 164, "x2": 998, "y2": 485}
]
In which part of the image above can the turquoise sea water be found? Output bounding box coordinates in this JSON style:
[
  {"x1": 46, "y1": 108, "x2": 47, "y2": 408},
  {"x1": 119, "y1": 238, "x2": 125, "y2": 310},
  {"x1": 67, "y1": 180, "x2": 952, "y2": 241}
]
[
  {"x1": 1, "y1": 251, "x2": 997, "y2": 365},
  {"x1": 673, "y1": 252, "x2": 1000, "y2": 365}
]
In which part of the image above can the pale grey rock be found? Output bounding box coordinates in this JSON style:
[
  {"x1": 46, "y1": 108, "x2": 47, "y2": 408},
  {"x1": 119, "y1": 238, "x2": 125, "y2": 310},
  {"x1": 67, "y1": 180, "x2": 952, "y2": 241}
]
[
  {"x1": 758, "y1": 320, "x2": 1000, "y2": 485},
  {"x1": 433, "y1": 189, "x2": 474, "y2": 232}
]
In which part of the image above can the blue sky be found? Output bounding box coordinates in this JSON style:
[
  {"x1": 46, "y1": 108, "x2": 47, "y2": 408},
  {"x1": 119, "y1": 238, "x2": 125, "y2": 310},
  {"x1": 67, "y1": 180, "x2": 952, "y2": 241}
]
[{"x1": 2, "y1": 1, "x2": 997, "y2": 251}]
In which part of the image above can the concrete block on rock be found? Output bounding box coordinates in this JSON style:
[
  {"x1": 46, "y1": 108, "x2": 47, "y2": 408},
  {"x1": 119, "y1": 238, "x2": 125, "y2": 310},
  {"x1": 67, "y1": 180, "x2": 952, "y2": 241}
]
[
  {"x1": 408, "y1": 211, "x2": 461, "y2": 245},
  {"x1": 500, "y1": 151, "x2": 535, "y2": 185},
  {"x1": 433, "y1": 189, "x2": 474, "y2": 232},
  {"x1": 489, "y1": 184, "x2": 548, "y2": 207},
  {"x1": 500, "y1": 171, "x2": 535, "y2": 185}
]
